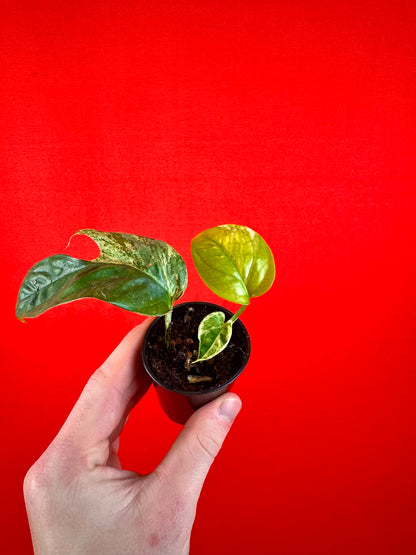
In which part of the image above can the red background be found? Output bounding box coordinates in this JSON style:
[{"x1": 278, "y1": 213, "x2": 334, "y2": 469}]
[{"x1": 1, "y1": 1, "x2": 415, "y2": 553}]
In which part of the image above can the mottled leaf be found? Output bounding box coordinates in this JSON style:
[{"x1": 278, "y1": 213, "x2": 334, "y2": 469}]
[
  {"x1": 16, "y1": 230, "x2": 187, "y2": 319},
  {"x1": 191, "y1": 224, "x2": 275, "y2": 304},
  {"x1": 193, "y1": 311, "x2": 233, "y2": 363}
]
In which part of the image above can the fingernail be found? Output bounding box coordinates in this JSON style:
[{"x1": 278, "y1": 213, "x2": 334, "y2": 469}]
[{"x1": 219, "y1": 396, "x2": 242, "y2": 423}]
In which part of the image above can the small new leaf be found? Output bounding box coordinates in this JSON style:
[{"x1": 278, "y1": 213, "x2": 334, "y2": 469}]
[{"x1": 194, "y1": 311, "x2": 233, "y2": 363}]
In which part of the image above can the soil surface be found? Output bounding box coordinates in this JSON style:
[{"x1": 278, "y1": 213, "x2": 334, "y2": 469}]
[{"x1": 144, "y1": 303, "x2": 250, "y2": 392}]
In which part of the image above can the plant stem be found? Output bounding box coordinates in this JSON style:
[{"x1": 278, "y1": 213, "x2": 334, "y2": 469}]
[
  {"x1": 229, "y1": 304, "x2": 248, "y2": 324},
  {"x1": 164, "y1": 310, "x2": 172, "y2": 348}
]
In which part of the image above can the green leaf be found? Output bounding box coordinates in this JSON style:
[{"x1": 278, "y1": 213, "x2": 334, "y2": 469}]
[
  {"x1": 191, "y1": 224, "x2": 275, "y2": 304},
  {"x1": 16, "y1": 230, "x2": 187, "y2": 318},
  {"x1": 194, "y1": 311, "x2": 233, "y2": 363}
]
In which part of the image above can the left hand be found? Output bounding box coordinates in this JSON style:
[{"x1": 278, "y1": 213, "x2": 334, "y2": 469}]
[{"x1": 24, "y1": 320, "x2": 242, "y2": 555}]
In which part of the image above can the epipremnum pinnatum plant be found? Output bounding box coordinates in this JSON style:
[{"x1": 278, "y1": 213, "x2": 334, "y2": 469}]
[{"x1": 16, "y1": 225, "x2": 275, "y2": 366}]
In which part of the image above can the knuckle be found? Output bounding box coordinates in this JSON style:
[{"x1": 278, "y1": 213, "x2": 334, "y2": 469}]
[
  {"x1": 195, "y1": 430, "x2": 222, "y2": 461},
  {"x1": 23, "y1": 461, "x2": 48, "y2": 500},
  {"x1": 23, "y1": 465, "x2": 35, "y2": 498},
  {"x1": 84, "y1": 367, "x2": 107, "y2": 392},
  {"x1": 23, "y1": 447, "x2": 60, "y2": 502}
]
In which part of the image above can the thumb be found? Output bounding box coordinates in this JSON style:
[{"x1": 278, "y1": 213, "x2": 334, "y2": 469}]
[{"x1": 156, "y1": 393, "x2": 242, "y2": 500}]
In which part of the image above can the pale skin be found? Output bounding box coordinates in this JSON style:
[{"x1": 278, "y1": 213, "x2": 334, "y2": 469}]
[{"x1": 24, "y1": 320, "x2": 242, "y2": 555}]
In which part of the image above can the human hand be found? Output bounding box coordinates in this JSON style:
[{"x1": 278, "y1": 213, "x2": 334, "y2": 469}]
[{"x1": 24, "y1": 320, "x2": 242, "y2": 555}]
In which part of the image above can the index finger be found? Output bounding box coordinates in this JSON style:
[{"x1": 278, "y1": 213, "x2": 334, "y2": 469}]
[{"x1": 58, "y1": 319, "x2": 153, "y2": 454}]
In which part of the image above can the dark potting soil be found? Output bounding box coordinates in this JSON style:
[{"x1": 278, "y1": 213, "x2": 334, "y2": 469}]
[{"x1": 145, "y1": 303, "x2": 250, "y2": 392}]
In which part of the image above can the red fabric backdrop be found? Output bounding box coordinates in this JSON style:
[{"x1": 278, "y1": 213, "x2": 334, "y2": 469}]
[{"x1": 1, "y1": 1, "x2": 415, "y2": 553}]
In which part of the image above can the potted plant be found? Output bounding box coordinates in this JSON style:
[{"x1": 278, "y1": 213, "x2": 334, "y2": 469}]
[{"x1": 16, "y1": 225, "x2": 275, "y2": 424}]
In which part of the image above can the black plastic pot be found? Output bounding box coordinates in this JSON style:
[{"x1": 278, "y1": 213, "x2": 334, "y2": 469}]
[{"x1": 142, "y1": 301, "x2": 251, "y2": 424}]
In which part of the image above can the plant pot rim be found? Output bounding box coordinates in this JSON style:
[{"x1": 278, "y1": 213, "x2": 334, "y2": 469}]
[{"x1": 142, "y1": 300, "x2": 251, "y2": 397}]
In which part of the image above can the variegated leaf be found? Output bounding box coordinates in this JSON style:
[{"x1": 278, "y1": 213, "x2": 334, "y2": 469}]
[
  {"x1": 16, "y1": 230, "x2": 187, "y2": 319},
  {"x1": 194, "y1": 311, "x2": 233, "y2": 363}
]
